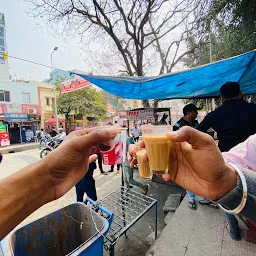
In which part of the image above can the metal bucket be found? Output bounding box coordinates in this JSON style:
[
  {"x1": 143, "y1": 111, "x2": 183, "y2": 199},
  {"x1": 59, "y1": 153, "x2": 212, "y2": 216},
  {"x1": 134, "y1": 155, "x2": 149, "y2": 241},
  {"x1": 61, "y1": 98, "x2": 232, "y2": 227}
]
[{"x1": 1, "y1": 202, "x2": 111, "y2": 256}]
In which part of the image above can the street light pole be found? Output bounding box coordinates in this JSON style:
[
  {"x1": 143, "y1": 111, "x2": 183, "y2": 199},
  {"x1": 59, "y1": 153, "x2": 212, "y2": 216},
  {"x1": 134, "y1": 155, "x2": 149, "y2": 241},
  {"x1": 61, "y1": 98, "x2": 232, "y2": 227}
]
[{"x1": 51, "y1": 46, "x2": 59, "y2": 130}]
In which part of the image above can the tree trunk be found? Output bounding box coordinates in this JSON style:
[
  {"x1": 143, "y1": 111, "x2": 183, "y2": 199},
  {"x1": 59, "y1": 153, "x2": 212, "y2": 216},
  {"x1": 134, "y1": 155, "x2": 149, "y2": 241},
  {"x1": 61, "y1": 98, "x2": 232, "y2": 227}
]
[
  {"x1": 153, "y1": 99, "x2": 159, "y2": 108},
  {"x1": 142, "y1": 100, "x2": 150, "y2": 107}
]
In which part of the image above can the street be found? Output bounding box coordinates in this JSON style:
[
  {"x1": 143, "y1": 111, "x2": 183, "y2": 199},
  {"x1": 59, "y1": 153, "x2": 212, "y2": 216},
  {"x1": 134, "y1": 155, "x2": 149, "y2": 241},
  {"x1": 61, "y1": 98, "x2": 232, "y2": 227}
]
[{"x1": 1, "y1": 149, "x2": 185, "y2": 255}]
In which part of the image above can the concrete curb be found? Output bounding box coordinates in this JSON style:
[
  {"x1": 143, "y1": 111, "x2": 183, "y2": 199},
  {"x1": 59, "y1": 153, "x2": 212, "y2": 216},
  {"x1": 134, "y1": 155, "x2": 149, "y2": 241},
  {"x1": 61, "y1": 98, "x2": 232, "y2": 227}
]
[{"x1": 0, "y1": 143, "x2": 39, "y2": 154}]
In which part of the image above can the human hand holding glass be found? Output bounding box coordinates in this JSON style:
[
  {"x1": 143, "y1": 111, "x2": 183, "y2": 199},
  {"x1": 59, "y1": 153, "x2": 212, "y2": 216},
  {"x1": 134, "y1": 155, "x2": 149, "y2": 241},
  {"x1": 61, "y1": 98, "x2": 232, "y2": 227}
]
[{"x1": 128, "y1": 126, "x2": 237, "y2": 201}]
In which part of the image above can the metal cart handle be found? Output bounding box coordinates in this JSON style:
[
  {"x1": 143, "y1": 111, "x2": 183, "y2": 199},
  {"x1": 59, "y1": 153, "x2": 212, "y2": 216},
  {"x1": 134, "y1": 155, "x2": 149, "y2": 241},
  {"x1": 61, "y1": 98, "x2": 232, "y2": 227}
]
[{"x1": 85, "y1": 197, "x2": 114, "y2": 227}]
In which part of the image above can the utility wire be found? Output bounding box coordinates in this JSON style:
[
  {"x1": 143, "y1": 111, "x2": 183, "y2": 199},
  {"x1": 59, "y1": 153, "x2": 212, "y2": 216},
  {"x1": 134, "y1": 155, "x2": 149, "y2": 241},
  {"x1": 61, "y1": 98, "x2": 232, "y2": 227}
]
[{"x1": 8, "y1": 55, "x2": 69, "y2": 73}]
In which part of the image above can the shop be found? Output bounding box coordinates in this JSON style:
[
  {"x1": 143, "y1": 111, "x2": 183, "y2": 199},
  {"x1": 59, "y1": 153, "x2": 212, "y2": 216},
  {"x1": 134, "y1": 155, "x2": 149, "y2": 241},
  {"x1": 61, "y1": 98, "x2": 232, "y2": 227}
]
[
  {"x1": 3, "y1": 113, "x2": 37, "y2": 144},
  {"x1": 125, "y1": 107, "x2": 171, "y2": 129}
]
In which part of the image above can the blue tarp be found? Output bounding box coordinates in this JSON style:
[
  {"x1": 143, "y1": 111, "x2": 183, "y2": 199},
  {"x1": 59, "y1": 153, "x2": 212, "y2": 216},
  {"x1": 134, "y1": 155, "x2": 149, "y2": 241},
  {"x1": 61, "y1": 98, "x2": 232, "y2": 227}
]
[{"x1": 75, "y1": 50, "x2": 256, "y2": 100}]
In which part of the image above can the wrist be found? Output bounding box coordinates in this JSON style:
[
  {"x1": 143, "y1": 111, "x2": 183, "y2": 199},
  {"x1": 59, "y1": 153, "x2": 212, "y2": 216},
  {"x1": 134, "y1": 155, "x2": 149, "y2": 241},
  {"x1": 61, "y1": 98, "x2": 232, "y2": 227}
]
[
  {"x1": 38, "y1": 158, "x2": 57, "y2": 203},
  {"x1": 211, "y1": 164, "x2": 238, "y2": 200}
]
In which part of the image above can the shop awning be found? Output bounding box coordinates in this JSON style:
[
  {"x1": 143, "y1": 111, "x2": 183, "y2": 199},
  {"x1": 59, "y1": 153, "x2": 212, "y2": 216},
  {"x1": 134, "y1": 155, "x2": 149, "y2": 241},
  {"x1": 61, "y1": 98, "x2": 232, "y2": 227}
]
[
  {"x1": 45, "y1": 118, "x2": 66, "y2": 124},
  {"x1": 74, "y1": 50, "x2": 256, "y2": 100}
]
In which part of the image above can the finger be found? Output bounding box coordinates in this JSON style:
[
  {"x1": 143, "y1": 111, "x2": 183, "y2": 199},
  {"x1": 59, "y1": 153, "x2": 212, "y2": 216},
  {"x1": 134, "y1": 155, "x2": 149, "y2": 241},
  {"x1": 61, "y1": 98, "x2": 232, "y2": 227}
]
[
  {"x1": 89, "y1": 154, "x2": 98, "y2": 163},
  {"x1": 138, "y1": 140, "x2": 145, "y2": 148},
  {"x1": 166, "y1": 126, "x2": 214, "y2": 148},
  {"x1": 129, "y1": 144, "x2": 137, "y2": 157},
  {"x1": 130, "y1": 158, "x2": 138, "y2": 168},
  {"x1": 73, "y1": 127, "x2": 118, "y2": 152},
  {"x1": 142, "y1": 152, "x2": 148, "y2": 162},
  {"x1": 162, "y1": 173, "x2": 171, "y2": 181},
  {"x1": 73, "y1": 126, "x2": 109, "y2": 137}
]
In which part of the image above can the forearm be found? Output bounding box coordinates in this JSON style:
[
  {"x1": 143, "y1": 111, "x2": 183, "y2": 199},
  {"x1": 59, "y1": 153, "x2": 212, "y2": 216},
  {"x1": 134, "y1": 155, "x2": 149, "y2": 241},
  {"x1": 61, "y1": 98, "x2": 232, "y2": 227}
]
[
  {"x1": 215, "y1": 167, "x2": 256, "y2": 225},
  {"x1": 0, "y1": 161, "x2": 52, "y2": 240}
]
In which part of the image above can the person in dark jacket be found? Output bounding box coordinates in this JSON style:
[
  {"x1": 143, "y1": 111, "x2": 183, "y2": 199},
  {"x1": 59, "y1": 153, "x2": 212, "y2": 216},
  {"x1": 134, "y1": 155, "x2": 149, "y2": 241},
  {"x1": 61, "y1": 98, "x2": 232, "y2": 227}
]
[
  {"x1": 197, "y1": 81, "x2": 256, "y2": 241},
  {"x1": 173, "y1": 104, "x2": 199, "y2": 131},
  {"x1": 197, "y1": 82, "x2": 256, "y2": 152},
  {"x1": 75, "y1": 161, "x2": 97, "y2": 202},
  {"x1": 49, "y1": 127, "x2": 58, "y2": 138}
]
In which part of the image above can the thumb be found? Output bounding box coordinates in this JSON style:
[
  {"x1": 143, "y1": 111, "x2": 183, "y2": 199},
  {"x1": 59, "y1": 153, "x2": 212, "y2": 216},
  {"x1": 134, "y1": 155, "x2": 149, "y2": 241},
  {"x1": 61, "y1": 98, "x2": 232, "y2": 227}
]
[
  {"x1": 167, "y1": 126, "x2": 213, "y2": 148},
  {"x1": 74, "y1": 127, "x2": 118, "y2": 152}
]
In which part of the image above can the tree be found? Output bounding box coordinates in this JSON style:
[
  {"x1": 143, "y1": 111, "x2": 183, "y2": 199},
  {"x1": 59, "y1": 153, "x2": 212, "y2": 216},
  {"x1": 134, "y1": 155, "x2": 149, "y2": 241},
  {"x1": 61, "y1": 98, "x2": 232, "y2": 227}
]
[
  {"x1": 191, "y1": 0, "x2": 256, "y2": 63},
  {"x1": 182, "y1": 0, "x2": 256, "y2": 108},
  {"x1": 26, "y1": 0, "x2": 204, "y2": 107},
  {"x1": 56, "y1": 81, "x2": 107, "y2": 127}
]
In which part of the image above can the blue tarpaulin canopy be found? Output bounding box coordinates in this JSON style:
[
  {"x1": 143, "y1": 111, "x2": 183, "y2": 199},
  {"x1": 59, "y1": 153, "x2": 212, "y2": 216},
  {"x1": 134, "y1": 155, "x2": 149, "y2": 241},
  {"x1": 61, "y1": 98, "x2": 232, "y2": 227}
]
[{"x1": 75, "y1": 50, "x2": 256, "y2": 100}]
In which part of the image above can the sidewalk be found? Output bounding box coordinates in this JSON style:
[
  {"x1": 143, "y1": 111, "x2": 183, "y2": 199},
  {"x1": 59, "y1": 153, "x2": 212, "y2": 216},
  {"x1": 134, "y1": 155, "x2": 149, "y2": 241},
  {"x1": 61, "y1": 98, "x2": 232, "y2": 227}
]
[
  {"x1": 146, "y1": 196, "x2": 256, "y2": 256},
  {"x1": 0, "y1": 142, "x2": 39, "y2": 154}
]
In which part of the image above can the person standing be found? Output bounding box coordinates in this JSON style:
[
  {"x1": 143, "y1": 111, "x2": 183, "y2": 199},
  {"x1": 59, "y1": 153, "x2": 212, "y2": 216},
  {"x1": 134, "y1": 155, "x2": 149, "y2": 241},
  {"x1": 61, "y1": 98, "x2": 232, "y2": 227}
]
[
  {"x1": 75, "y1": 161, "x2": 97, "y2": 202},
  {"x1": 38, "y1": 129, "x2": 46, "y2": 149},
  {"x1": 124, "y1": 130, "x2": 149, "y2": 195},
  {"x1": 109, "y1": 163, "x2": 122, "y2": 173},
  {"x1": 173, "y1": 104, "x2": 217, "y2": 210},
  {"x1": 96, "y1": 147, "x2": 107, "y2": 174},
  {"x1": 197, "y1": 81, "x2": 256, "y2": 240},
  {"x1": 173, "y1": 104, "x2": 199, "y2": 131},
  {"x1": 54, "y1": 128, "x2": 66, "y2": 143},
  {"x1": 131, "y1": 123, "x2": 140, "y2": 142}
]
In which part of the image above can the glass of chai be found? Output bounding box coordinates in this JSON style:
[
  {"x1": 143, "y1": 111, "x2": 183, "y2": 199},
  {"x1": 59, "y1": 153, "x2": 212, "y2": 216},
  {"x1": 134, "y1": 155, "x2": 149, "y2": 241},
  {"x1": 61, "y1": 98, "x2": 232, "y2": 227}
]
[
  {"x1": 141, "y1": 125, "x2": 171, "y2": 175},
  {"x1": 136, "y1": 147, "x2": 152, "y2": 180}
]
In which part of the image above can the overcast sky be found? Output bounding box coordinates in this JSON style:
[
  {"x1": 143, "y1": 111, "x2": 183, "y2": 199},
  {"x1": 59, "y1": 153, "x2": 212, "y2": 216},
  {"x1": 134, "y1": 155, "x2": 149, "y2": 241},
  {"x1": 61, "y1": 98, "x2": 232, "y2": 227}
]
[{"x1": 2, "y1": 0, "x2": 88, "y2": 81}]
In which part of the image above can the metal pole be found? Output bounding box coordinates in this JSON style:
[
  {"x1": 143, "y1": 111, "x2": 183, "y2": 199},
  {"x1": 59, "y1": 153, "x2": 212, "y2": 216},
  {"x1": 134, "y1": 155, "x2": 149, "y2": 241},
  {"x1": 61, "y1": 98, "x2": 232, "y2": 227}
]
[{"x1": 51, "y1": 51, "x2": 59, "y2": 130}]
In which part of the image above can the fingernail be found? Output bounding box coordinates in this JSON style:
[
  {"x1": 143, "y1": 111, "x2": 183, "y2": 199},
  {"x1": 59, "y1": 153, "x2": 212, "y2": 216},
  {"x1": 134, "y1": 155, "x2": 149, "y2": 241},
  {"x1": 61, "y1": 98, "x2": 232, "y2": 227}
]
[{"x1": 107, "y1": 126, "x2": 118, "y2": 136}]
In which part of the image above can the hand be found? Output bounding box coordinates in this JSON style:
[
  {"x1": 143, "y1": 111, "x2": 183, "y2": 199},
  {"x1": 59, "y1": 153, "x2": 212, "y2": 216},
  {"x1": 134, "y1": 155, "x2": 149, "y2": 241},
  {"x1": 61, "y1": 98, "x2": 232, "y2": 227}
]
[
  {"x1": 128, "y1": 127, "x2": 237, "y2": 200},
  {"x1": 41, "y1": 126, "x2": 118, "y2": 201}
]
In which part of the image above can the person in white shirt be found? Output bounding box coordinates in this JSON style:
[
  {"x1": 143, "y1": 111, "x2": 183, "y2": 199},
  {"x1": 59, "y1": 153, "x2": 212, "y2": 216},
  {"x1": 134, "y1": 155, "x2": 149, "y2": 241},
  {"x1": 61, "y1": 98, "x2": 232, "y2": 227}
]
[
  {"x1": 131, "y1": 123, "x2": 140, "y2": 142},
  {"x1": 54, "y1": 128, "x2": 66, "y2": 143}
]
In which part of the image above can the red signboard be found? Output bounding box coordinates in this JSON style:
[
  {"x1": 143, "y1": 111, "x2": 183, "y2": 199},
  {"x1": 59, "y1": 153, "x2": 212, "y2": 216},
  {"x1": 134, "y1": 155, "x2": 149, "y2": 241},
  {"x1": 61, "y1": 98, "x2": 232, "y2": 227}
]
[
  {"x1": 61, "y1": 75, "x2": 91, "y2": 93},
  {"x1": 0, "y1": 131, "x2": 10, "y2": 147},
  {"x1": 0, "y1": 104, "x2": 7, "y2": 114},
  {"x1": 126, "y1": 109, "x2": 154, "y2": 120}
]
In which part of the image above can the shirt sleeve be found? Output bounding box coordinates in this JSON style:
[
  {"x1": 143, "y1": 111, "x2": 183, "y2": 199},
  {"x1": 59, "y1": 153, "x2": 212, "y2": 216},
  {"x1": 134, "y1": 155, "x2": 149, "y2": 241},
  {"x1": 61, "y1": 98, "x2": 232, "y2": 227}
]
[
  {"x1": 197, "y1": 113, "x2": 213, "y2": 132},
  {"x1": 222, "y1": 134, "x2": 256, "y2": 171},
  {"x1": 173, "y1": 123, "x2": 180, "y2": 131},
  {"x1": 214, "y1": 167, "x2": 256, "y2": 225}
]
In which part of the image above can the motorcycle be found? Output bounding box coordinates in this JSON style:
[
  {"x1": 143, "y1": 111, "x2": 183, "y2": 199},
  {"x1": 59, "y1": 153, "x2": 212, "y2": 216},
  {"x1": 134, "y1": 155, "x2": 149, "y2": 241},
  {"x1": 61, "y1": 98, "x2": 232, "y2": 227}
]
[{"x1": 40, "y1": 138, "x2": 60, "y2": 158}]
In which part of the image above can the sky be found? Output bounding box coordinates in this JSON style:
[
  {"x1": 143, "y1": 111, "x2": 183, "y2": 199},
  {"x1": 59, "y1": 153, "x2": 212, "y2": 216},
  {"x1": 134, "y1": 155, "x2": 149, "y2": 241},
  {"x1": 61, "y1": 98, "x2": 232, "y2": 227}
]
[{"x1": 1, "y1": 0, "x2": 88, "y2": 81}]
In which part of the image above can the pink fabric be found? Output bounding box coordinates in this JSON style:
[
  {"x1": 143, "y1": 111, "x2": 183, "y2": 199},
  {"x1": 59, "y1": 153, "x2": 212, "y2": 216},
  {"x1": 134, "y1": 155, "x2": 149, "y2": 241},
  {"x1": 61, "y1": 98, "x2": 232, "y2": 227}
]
[{"x1": 222, "y1": 134, "x2": 256, "y2": 171}]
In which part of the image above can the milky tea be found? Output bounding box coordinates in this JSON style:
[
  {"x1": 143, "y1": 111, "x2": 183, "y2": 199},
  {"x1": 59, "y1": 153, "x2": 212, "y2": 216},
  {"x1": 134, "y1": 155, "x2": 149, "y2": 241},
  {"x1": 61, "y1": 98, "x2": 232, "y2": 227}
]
[
  {"x1": 141, "y1": 126, "x2": 171, "y2": 175},
  {"x1": 136, "y1": 149, "x2": 152, "y2": 180}
]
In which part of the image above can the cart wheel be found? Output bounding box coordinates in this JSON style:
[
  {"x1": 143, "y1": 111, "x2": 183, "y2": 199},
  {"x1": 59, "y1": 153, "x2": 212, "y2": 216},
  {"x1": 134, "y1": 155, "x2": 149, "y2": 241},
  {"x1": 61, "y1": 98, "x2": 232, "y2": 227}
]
[{"x1": 40, "y1": 148, "x2": 51, "y2": 158}]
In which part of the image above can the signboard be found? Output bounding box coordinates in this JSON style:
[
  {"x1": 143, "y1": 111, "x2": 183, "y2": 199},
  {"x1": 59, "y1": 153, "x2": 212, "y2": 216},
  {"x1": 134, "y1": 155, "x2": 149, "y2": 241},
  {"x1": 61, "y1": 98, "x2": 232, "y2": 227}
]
[
  {"x1": 25, "y1": 130, "x2": 34, "y2": 142},
  {"x1": 126, "y1": 109, "x2": 154, "y2": 120},
  {"x1": 0, "y1": 123, "x2": 6, "y2": 131},
  {"x1": 7, "y1": 104, "x2": 22, "y2": 114},
  {"x1": 4, "y1": 113, "x2": 28, "y2": 122},
  {"x1": 0, "y1": 132, "x2": 10, "y2": 147},
  {"x1": 0, "y1": 104, "x2": 6, "y2": 114},
  {"x1": 61, "y1": 75, "x2": 91, "y2": 93}
]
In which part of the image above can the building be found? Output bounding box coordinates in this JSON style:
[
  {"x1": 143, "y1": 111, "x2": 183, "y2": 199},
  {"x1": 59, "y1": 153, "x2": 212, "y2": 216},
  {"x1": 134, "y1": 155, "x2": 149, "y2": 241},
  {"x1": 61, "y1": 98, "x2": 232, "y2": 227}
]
[
  {"x1": 29, "y1": 80, "x2": 64, "y2": 129},
  {"x1": 0, "y1": 13, "x2": 9, "y2": 81},
  {"x1": 0, "y1": 81, "x2": 40, "y2": 143}
]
